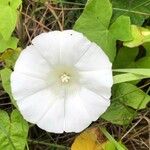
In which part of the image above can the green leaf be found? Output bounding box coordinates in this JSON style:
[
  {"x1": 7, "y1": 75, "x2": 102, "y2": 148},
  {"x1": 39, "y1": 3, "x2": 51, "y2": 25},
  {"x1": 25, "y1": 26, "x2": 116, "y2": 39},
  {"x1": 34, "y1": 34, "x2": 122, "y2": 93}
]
[
  {"x1": 113, "y1": 73, "x2": 147, "y2": 84},
  {"x1": 0, "y1": 0, "x2": 10, "y2": 6},
  {"x1": 0, "y1": 48, "x2": 21, "y2": 68},
  {"x1": 105, "y1": 141, "x2": 116, "y2": 150},
  {"x1": 0, "y1": 0, "x2": 21, "y2": 52},
  {"x1": 0, "y1": 109, "x2": 29, "y2": 150},
  {"x1": 130, "y1": 57, "x2": 150, "y2": 68},
  {"x1": 112, "y1": 0, "x2": 150, "y2": 25},
  {"x1": 115, "y1": 57, "x2": 150, "y2": 84},
  {"x1": 113, "y1": 47, "x2": 139, "y2": 68},
  {"x1": 74, "y1": 0, "x2": 132, "y2": 62},
  {"x1": 10, "y1": 0, "x2": 22, "y2": 9},
  {"x1": 112, "y1": 83, "x2": 150, "y2": 109},
  {"x1": 0, "y1": 6, "x2": 17, "y2": 40},
  {"x1": 109, "y1": 15, "x2": 132, "y2": 41},
  {"x1": 100, "y1": 127, "x2": 127, "y2": 150},
  {"x1": 113, "y1": 68, "x2": 150, "y2": 76},
  {"x1": 0, "y1": 68, "x2": 12, "y2": 96},
  {"x1": 0, "y1": 36, "x2": 18, "y2": 53},
  {"x1": 124, "y1": 25, "x2": 150, "y2": 48},
  {"x1": 0, "y1": 0, "x2": 22, "y2": 8},
  {"x1": 143, "y1": 42, "x2": 150, "y2": 56},
  {"x1": 0, "y1": 110, "x2": 14, "y2": 148},
  {"x1": 74, "y1": 0, "x2": 113, "y2": 60},
  {"x1": 101, "y1": 82, "x2": 149, "y2": 124},
  {"x1": 124, "y1": 25, "x2": 143, "y2": 47},
  {"x1": 101, "y1": 100, "x2": 136, "y2": 125},
  {"x1": 0, "y1": 68, "x2": 17, "y2": 107}
]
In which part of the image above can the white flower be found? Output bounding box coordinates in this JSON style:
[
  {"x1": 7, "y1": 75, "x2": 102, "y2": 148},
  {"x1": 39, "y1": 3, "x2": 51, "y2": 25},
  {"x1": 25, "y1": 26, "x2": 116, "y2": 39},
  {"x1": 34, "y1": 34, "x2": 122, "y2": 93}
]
[{"x1": 11, "y1": 30, "x2": 113, "y2": 133}]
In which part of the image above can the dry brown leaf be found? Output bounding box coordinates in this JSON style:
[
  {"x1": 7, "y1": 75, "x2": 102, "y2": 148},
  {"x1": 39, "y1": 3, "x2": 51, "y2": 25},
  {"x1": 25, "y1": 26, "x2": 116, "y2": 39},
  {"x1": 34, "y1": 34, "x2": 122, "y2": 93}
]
[{"x1": 71, "y1": 127, "x2": 108, "y2": 150}]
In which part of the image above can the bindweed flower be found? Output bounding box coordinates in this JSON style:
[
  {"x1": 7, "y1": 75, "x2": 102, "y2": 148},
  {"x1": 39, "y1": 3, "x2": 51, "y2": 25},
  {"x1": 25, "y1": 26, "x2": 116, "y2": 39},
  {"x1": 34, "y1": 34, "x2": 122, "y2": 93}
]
[{"x1": 11, "y1": 30, "x2": 113, "y2": 133}]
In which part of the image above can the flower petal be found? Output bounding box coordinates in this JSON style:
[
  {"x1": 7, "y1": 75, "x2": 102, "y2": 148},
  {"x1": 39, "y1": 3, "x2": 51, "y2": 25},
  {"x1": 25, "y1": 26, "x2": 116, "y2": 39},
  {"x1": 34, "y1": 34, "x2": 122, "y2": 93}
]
[
  {"x1": 37, "y1": 98, "x2": 65, "y2": 133},
  {"x1": 60, "y1": 30, "x2": 91, "y2": 65},
  {"x1": 64, "y1": 91, "x2": 91, "y2": 133},
  {"x1": 17, "y1": 87, "x2": 56, "y2": 124},
  {"x1": 11, "y1": 72, "x2": 51, "y2": 100},
  {"x1": 64, "y1": 87, "x2": 110, "y2": 132},
  {"x1": 79, "y1": 87, "x2": 110, "y2": 121},
  {"x1": 14, "y1": 45, "x2": 52, "y2": 79},
  {"x1": 32, "y1": 31, "x2": 61, "y2": 65},
  {"x1": 79, "y1": 70, "x2": 113, "y2": 99},
  {"x1": 32, "y1": 30, "x2": 91, "y2": 65},
  {"x1": 75, "y1": 42, "x2": 112, "y2": 71}
]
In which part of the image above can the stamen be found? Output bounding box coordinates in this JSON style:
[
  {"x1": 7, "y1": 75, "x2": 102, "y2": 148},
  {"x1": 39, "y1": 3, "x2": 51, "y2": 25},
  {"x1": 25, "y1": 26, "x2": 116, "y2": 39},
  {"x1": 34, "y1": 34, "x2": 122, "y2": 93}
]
[{"x1": 60, "y1": 73, "x2": 71, "y2": 83}]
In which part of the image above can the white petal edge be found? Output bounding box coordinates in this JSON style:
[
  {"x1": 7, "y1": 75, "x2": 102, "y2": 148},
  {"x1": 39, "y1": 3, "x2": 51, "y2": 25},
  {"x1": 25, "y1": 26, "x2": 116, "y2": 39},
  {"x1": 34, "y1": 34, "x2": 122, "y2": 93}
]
[
  {"x1": 32, "y1": 30, "x2": 92, "y2": 65},
  {"x1": 64, "y1": 90, "x2": 91, "y2": 132},
  {"x1": 79, "y1": 87, "x2": 110, "y2": 121},
  {"x1": 14, "y1": 45, "x2": 52, "y2": 79},
  {"x1": 79, "y1": 70, "x2": 113, "y2": 99},
  {"x1": 59, "y1": 30, "x2": 91, "y2": 65},
  {"x1": 17, "y1": 87, "x2": 57, "y2": 124},
  {"x1": 11, "y1": 72, "x2": 51, "y2": 100},
  {"x1": 64, "y1": 87, "x2": 110, "y2": 132},
  {"x1": 32, "y1": 31, "x2": 61, "y2": 65},
  {"x1": 75, "y1": 42, "x2": 112, "y2": 71},
  {"x1": 37, "y1": 98, "x2": 65, "y2": 133}
]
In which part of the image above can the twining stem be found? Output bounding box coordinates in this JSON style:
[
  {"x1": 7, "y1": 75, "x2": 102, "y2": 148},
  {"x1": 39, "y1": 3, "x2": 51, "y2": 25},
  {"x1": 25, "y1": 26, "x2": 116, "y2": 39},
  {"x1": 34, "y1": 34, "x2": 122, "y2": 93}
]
[{"x1": 99, "y1": 127, "x2": 126, "y2": 150}]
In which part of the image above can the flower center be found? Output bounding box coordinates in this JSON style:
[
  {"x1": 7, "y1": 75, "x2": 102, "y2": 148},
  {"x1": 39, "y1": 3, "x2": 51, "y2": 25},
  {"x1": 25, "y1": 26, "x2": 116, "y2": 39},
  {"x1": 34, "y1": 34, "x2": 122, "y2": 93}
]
[
  {"x1": 60, "y1": 73, "x2": 71, "y2": 83},
  {"x1": 49, "y1": 65, "x2": 80, "y2": 96}
]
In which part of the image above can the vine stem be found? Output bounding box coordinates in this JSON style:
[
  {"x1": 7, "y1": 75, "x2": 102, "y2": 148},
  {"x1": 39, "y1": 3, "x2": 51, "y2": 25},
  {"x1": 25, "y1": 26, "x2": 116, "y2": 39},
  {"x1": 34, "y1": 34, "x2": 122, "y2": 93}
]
[{"x1": 28, "y1": 139, "x2": 70, "y2": 149}]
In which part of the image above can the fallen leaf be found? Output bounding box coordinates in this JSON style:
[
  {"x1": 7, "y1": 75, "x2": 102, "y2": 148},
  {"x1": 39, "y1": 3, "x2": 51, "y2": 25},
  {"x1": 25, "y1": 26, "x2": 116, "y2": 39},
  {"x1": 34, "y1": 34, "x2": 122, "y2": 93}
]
[{"x1": 71, "y1": 127, "x2": 116, "y2": 150}]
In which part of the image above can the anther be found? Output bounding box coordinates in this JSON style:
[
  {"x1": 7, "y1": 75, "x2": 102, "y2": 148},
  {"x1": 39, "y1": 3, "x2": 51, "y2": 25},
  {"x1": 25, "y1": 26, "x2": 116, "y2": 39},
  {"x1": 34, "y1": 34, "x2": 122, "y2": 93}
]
[{"x1": 60, "y1": 73, "x2": 71, "y2": 83}]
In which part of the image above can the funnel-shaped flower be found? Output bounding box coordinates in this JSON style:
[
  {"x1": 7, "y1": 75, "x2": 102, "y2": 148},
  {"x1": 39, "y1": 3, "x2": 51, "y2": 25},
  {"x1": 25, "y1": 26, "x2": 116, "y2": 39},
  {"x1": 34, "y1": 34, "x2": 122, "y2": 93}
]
[{"x1": 11, "y1": 30, "x2": 113, "y2": 133}]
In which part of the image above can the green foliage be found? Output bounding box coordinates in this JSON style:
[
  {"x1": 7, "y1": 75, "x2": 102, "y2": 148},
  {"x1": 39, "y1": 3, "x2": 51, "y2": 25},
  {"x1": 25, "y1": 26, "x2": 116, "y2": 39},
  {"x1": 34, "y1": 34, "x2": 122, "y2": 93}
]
[
  {"x1": 130, "y1": 57, "x2": 150, "y2": 68},
  {"x1": 0, "y1": 36, "x2": 18, "y2": 53},
  {"x1": 100, "y1": 127, "x2": 127, "y2": 150},
  {"x1": 113, "y1": 47, "x2": 139, "y2": 68},
  {"x1": 0, "y1": 109, "x2": 29, "y2": 150},
  {"x1": 113, "y1": 83, "x2": 150, "y2": 109},
  {"x1": 0, "y1": 48, "x2": 20, "y2": 107},
  {"x1": 0, "y1": 7, "x2": 17, "y2": 40},
  {"x1": 109, "y1": 16, "x2": 132, "y2": 41},
  {"x1": 74, "y1": 0, "x2": 132, "y2": 62},
  {"x1": 113, "y1": 68, "x2": 150, "y2": 84},
  {"x1": 0, "y1": 48, "x2": 21, "y2": 68},
  {"x1": 104, "y1": 141, "x2": 116, "y2": 150},
  {"x1": 113, "y1": 45, "x2": 150, "y2": 83},
  {"x1": 0, "y1": 0, "x2": 21, "y2": 53},
  {"x1": 0, "y1": 68, "x2": 17, "y2": 107},
  {"x1": 112, "y1": 0, "x2": 150, "y2": 25},
  {"x1": 113, "y1": 68, "x2": 150, "y2": 76},
  {"x1": 113, "y1": 73, "x2": 147, "y2": 84},
  {"x1": 124, "y1": 25, "x2": 150, "y2": 48},
  {"x1": 101, "y1": 82, "x2": 149, "y2": 125},
  {"x1": 143, "y1": 42, "x2": 150, "y2": 56},
  {"x1": 10, "y1": 0, "x2": 22, "y2": 9},
  {"x1": 101, "y1": 99, "x2": 136, "y2": 125}
]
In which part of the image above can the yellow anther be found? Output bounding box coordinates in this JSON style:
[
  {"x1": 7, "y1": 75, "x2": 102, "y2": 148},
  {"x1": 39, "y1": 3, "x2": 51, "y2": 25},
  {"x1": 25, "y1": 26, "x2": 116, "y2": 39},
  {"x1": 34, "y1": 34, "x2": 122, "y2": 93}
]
[{"x1": 60, "y1": 73, "x2": 71, "y2": 83}]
